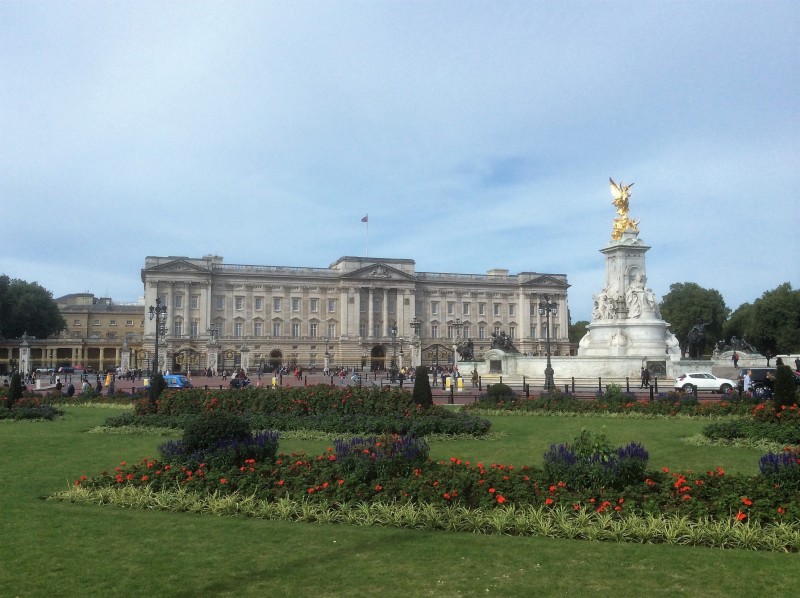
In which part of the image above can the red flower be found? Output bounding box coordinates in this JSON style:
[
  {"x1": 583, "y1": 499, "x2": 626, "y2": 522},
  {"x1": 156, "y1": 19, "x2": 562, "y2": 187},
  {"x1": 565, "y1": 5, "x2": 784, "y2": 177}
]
[
  {"x1": 141, "y1": 475, "x2": 149, "y2": 481},
  {"x1": 741, "y1": 496, "x2": 753, "y2": 506},
  {"x1": 488, "y1": 487, "x2": 496, "y2": 494},
  {"x1": 219, "y1": 478, "x2": 228, "y2": 484},
  {"x1": 374, "y1": 485, "x2": 383, "y2": 491},
  {"x1": 496, "y1": 495, "x2": 506, "y2": 504},
  {"x1": 735, "y1": 511, "x2": 747, "y2": 521},
  {"x1": 545, "y1": 498, "x2": 554, "y2": 505}
]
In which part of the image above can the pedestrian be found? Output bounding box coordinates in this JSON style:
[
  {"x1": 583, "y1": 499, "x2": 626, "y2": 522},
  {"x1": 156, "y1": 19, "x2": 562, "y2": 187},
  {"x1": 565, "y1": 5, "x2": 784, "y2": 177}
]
[
  {"x1": 472, "y1": 369, "x2": 479, "y2": 389},
  {"x1": 765, "y1": 351, "x2": 772, "y2": 367},
  {"x1": 66, "y1": 382, "x2": 75, "y2": 397},
  {"x1": 743, "y1": 370, "x2": 753, "y2": 393},
  {"x1": 732, "y1": 351, "x2": 739, "y2": 368},
  {"x1": 795, "y1": 357, "x2": 800, "y2": 372},
  {"x1": 96, "y1": 380, "x2": 103, "y2": 394},
  {"x1": 641, "y1": 367, "x2": 651, "y2": 388},
  {"x1": 640, "y1": 367, "x2": 647, "y2": 388}
]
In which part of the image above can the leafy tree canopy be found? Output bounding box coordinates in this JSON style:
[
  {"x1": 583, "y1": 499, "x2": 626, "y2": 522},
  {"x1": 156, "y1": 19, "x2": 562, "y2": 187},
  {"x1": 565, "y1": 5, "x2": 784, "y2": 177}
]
[
  {"x1": 0, "y1": 275, "x2": 66, "y2": 339},
  {"x1": 569, "y1": 320, "x2": 590, "y2": 344},
  {"x1": 659, "y1": 282, "x2": 729, "y2": 351},
  {"x1": 724, "y1": 283, "x2": 800, "y2": 355}
]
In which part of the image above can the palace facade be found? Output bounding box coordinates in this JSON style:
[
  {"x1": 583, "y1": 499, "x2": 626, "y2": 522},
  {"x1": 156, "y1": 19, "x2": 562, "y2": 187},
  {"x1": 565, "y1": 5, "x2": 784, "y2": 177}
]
[{"x1": 141, "y1": 255, "x2": 571, "y2": 373}]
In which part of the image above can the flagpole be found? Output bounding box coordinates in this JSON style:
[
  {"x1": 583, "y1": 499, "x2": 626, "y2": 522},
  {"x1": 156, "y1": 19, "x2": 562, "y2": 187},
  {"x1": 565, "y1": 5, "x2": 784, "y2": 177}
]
[{"x1": 365, "y1": 215, "x2": 369, "y2": 257}]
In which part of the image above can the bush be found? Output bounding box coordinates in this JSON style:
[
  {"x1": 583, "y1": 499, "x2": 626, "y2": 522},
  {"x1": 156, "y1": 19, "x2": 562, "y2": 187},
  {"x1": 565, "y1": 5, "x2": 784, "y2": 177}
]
[
  {"x1": 159, "y1": 430, "x2": 279, "y2": 470},
  {"x1": 773, "y1": 365, "x2": 798, "y2": 408},
  {"x1": 334, "y1": 434, "x2": 429, "y2": 480},
  {"x1": 759, "y1": 446, "x2": 800, "y2": 490},
  {"x1": 182, "y1": 412, "x2": 252, "y2": 453},
  {"x1": 7, "y1": 372, "x2": 24, "y2": 410},
  {"x1": 542, "y1": 429, "x2": 649, "y2": 490},
  {"x1": 411, "y1": 366, "x2": 433, "y2": 409},
  {"x1": 486, "y1": 383, "x2": 514, "y2": 404},
  {"x1": 147, "y1": 372, "x2": 167, "y2": 412}
]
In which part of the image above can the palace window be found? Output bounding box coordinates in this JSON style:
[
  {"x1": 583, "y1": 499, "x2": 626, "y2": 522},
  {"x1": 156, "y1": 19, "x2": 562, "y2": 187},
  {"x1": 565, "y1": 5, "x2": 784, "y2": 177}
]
[
  {"x1": 310, "y1": 298, "x2": 319, "y2": 312},
  {"x1": 291, "y1": 298, "x2": 301, "y2": 312},
  {"x1": 191, "y1": 295, "x2": 200, "y2": 310},
  {"x1": 254, "y1": 297, "x2": 263, "y2": 311},
  {"x1": 273, "y1": 322, "x2": 281, "y2": 336},
  {"x1": 174, "y1": 295, "x2": 183, "y2": 309},
  {"x1": 292, "y1": 323, "x2": 300, "y2": 338},
  {"x1": 447, "y1": 301, "x2": 455, "y2": 315},
  {"x1": 174, "y1": 320, "x2": 183, "y2": 336},
  {"x1": 190, "y1": 320, "x2": 199, "y2": 337},
  {"x1": 463, "y1": 302, "x2": 470, "y2": 316},
  {"x1": 493, "y1": 303, "x2": 501, "y2": 317},
  {"x1": 478, "y1": 303, "x2": 486, "y2": 316},
  {"x1": 234, "y1": 322, "x2": 243, "y2": 338},
  {"x1": 253, "y1": 322, "x2": 262, "y2": 337},
  {"x1": 431, "y1": 302, "x2": 439, "y2": 316},
  {"x1": 328, "y1": 323, "x2": 336, "y2": 338},
  {"x1": 328, "y1": 299, "x2": 336, "y2": 313},
  {"x1": 309, "y1": 323, "x2": 318, "y2": 338},
  {"x1": 273, "y1": 297, "x2": 282, "y2": 312},
  {"x1": 431, "y1": 324, "x2": 439, "y2": 338},
  {"x1": 215, "y1": 295, "x2": 224, "y2": 310},
  {"x1": 509, "y1": 304, "x2": 516, "y2": 317},
  {"x1": 235, "y1": 296, "x2": 244, "y2": 311},
  {"x1": 479, "y1": 326, "x2": 486, "y2": 339}
]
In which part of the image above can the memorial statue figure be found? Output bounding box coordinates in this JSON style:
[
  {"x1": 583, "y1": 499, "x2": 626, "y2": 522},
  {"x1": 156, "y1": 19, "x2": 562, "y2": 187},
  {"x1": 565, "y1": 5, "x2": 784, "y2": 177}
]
[
  {"x1": 686, "y1": 321, "x2": 706, "y2": 359},
  {"x1": 609, "y1": 177, "x2": 640, "y2": 240},
  {"x1": 625, "y1": 273, "x2": 646, "y2": 318},
  {"x1": 456, "y1": 339, "x2": 475, "y2": 361},
  {"x1": 490, "y1": 331, "x2": 518, "y2": 353}
]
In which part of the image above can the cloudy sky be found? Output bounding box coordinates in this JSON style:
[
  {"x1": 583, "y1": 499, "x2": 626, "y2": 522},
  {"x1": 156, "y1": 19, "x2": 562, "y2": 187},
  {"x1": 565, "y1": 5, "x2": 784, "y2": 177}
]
[{"x1": 1, "y1": 1, "x2": 797, "y2": 322}]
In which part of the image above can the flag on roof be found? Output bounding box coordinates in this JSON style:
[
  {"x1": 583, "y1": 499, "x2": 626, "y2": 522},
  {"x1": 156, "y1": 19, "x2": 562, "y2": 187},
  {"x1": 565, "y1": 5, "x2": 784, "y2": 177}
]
[{"x1": 361, "y1": 214, "x2": 368, "y2": 223}]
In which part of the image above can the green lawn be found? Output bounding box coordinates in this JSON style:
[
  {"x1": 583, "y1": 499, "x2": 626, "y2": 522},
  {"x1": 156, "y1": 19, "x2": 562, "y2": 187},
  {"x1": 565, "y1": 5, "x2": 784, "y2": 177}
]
[{"x1": 1, "y1": 407, "x2": 797, "y2": 597}]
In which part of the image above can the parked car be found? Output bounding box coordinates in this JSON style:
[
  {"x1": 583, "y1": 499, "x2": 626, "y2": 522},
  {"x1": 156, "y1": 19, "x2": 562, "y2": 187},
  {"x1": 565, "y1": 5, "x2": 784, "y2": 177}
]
[
  {"x1": 230, "y1": 377, "x2": 250, "y2": 389},
  {"x1": 58, "y1": 366, "x2": 75, "y2": 374},
  {"x1": 738, "y1": 367, "x2": 800, "y2": 398},
  {"x1": 674, "y1": 372, "x2": 735, "y2": 394},
  {"x1": 163, "y1": 374, "x2": 192, "y2": 389},
  {"x1": 35, "y1": 368, "x2": 54, "y2": 374}
]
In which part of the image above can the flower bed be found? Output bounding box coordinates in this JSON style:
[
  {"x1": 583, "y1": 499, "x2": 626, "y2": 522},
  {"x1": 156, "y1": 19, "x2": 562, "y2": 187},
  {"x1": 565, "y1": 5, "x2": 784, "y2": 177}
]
[{"x1": 117, "y1": 384, "x2": 491, "y2": 436}]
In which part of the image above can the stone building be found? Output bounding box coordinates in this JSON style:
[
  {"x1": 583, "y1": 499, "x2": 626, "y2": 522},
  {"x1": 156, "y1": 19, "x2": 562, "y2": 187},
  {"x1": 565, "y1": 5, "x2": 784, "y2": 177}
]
[
  {"x1": 141, "y1": 255, "x2": 571, "y2": 374},
  {"x1": 0, "y1": 293, "x2": 146, "y2": 374}
]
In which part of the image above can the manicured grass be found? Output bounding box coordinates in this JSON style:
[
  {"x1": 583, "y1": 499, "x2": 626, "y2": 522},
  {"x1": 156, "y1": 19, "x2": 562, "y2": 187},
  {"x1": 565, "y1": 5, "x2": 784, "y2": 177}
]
[{"x1": 1, "y1": 408, "x2": 797, "y2": 597}]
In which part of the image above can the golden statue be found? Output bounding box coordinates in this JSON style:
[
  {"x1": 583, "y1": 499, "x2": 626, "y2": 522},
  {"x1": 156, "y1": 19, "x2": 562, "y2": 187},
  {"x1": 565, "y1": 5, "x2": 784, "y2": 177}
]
[{"x1": 609, "y1": 177, "x2": 639, "y2": 240}]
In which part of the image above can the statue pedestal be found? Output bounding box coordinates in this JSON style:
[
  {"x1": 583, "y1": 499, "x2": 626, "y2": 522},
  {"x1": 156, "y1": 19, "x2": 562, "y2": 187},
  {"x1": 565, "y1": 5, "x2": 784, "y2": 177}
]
[{"x1": 579, "y1": 230, "x2": 680, "y2": 360}]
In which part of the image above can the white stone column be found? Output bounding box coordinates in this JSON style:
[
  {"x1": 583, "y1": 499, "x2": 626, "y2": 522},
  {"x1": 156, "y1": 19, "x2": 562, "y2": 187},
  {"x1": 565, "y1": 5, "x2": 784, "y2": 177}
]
[
  {"x1": 382, "y1": 288, "x2": 389, "y2": 336},
  {"x1": 368, "y1": 288, "x2": 374, "y2": 338}
]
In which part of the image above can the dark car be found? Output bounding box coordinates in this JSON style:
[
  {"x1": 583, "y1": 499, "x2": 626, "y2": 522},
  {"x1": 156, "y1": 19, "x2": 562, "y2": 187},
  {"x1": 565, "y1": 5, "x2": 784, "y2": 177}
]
[
  {"x1": 58, "y1": 366, "x2": 76, "y2": 374},
  {"x1": 230, "y1": 377, "x2": 250, "y2": 389},
  {"x1": 739, "y1": 367, "x2": 800, "y2": 398}
]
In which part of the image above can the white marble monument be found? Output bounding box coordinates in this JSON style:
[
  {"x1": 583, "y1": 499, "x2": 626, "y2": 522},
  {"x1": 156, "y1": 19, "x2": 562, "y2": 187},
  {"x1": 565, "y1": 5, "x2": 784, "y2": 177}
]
[{"x1": 578, "y1": 179, "x2": 681, "y2": 360}]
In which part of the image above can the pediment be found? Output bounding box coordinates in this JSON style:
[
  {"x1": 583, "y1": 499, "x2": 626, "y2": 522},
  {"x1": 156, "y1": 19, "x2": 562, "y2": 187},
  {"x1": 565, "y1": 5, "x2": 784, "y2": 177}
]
[
  {"x1": 522, "y1": 275, "x2": 570, "y2": 289},
  {"x1": 342, "y1": 262, "x2": 415, "y2": 281},
  {"x1": 148, "y1": 259, "x2": 210, "y2": 274}
]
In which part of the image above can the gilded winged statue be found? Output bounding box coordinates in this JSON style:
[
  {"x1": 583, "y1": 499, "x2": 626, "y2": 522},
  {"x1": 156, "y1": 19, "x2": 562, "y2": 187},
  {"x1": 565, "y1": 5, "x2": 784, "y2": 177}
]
[{"x1": 609, "y1": 177, "x2": 639, "y2": 240}]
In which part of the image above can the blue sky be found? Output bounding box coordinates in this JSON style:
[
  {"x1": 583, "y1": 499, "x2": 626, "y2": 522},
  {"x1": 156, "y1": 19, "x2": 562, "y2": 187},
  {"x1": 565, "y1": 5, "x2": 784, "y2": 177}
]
[{"x1": 1, "y1": 1, "x2": 797, "y2": 322}]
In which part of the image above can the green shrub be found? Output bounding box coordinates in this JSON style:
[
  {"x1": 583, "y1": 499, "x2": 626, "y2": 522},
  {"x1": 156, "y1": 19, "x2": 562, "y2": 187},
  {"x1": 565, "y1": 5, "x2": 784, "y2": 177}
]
[
  {"x1": 773, "y1": 365, "x2": 797, "y2": 408},
  {"x1": 7, "y1": 372, "x2": 24, "y2": 410},
  {"x1": 182, "y1": 412, "x2": 252, "y2": 453},
  {"x1": 147, "y1": 373, "x2": 167, "y2": 412},
  {"x1": 486, "y1": 383, "x2": 514, "y2": 404},
  {"x1": 542, "y1": 429, "x2": 649, "y2": 490},
  {"x1": 411, "y1": 366, "x2": 433, "y2": 409}
]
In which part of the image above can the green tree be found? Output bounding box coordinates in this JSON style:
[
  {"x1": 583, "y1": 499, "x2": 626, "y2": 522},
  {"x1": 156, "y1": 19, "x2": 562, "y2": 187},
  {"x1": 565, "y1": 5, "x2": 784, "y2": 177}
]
[
  {"x1": 722, "y1": 302, "x2": 753, "y2": 342},
  {"x1": 659, "y1": 282, "x2": 729, "y2": 353},
  {"x1": 569, "y1": 320, "x2": 590, "y2": 345},
  {"x1": 411, "y1": 366, "x2": 432, "y2": 409},
  {"x1": 0, "y1": 275, "x2": 66, "y2": 339},
  {"x1": 743, "y1": 284, "x2": 800, "y2": 355}
]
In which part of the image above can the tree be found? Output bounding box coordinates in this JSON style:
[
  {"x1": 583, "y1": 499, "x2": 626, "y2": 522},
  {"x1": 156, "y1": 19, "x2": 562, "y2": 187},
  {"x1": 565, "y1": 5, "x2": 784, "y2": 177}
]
[
  {"x1": 569, "y1": 320, "x2": 590, "y2": 344},
  {"x1": 411, "y1": 366, "x2": 433, "y2": 409},
  {"x1": 742, "y1": 284, "x2": 800, "y2": 355},
  {"x1": 0, "y1": 275, "x2": 66, "y2": 339},
  {"x1": 659, "y1": 282, "x2": 729, "y2": 353}
]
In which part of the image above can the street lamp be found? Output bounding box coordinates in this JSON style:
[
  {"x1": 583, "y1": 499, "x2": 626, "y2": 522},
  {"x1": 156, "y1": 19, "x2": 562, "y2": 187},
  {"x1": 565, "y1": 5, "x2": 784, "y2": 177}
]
[
  {"x1": 538, "y1": 297, "x2": 558, "y2": 390},
  {"x1": 148, "y1": 298, "x2": 167, "y2": 375}
]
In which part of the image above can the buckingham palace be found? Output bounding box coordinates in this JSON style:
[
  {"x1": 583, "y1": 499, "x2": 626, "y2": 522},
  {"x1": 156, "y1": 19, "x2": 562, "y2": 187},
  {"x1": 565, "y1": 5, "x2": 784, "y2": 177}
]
[{"x1": 141, "y1": 254, "x2": 571, "y2": 374}]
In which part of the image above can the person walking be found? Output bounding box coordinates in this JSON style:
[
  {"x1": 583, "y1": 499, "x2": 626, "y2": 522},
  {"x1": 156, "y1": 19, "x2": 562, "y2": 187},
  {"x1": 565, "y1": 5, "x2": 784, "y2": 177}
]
[
  {"x1": 744, "y1": 370, "x2": 753, "y2": 393},
  {"x1": 641, "y1": 367, "x2": 651, "y2": 388},
  {"x1": 732, "y1": 351, "x2": 739, "y2": 368}
]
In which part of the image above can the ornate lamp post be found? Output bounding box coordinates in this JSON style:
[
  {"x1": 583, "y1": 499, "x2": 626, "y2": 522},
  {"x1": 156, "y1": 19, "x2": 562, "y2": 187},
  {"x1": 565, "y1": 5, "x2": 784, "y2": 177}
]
[
  {"x1": 538, "y1": 297, "x2": 558, "y2": 390},
  {"x1": 148, "y1": 298, "x2": 167, "y2": 375}
]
